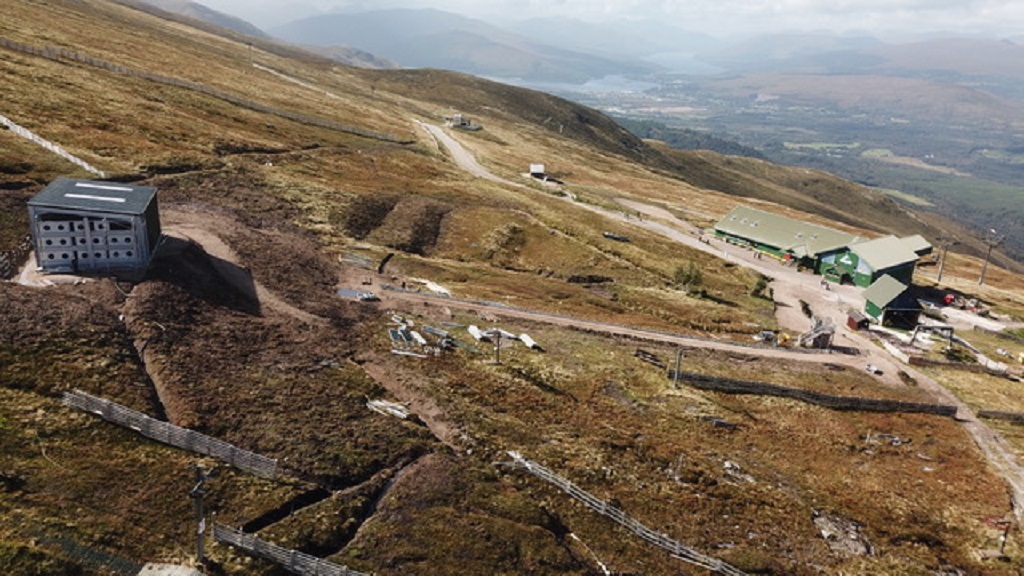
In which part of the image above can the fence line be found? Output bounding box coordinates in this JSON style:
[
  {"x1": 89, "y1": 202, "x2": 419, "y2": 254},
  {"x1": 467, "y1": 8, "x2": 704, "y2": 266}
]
[
  {"x1": 974, "y1": 326, "x2": 1024, "y2": 344},
  {"x1": 504, "y1": 451, "x2": 748, "y2": 576},
  {"x1": 0, "y1": 37, "x2": 413, "y2": 145},
  {"x1": 213, "y1": 524, "x2": 369, "y2": 576},
  {"x1": 908, "y1": 355, "x2": 1006, "y2": 375},
  {"x1": 978, "y1": 410, "x2": 1024, "y2": 425},
  {"x1": 1, "y1": 113, "x2": 107, "y2": 177},
  {"x1": 62, "y1": 390, "x2": 278, "y2": 479},
  {"x1": 670, "y1": 371, "x2": 958, "y2": 417}
]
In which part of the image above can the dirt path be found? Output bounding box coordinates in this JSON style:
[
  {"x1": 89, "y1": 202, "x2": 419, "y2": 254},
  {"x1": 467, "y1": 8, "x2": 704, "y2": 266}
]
[
  {"x1": 417, "y1": 122, "x2": 525, "y2": 187},
  {"x1": 420, "y1": 122, "x2": 1024, "y2": 521}
]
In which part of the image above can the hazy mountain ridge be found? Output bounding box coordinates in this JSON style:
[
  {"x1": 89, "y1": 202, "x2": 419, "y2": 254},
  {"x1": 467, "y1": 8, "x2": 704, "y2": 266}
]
[
  {"x1": 269, "y1": 8, "x2": 661, "y2": 83},
  {"x1": 133, "y1": 0, "x2": 269, "y2": 38}
]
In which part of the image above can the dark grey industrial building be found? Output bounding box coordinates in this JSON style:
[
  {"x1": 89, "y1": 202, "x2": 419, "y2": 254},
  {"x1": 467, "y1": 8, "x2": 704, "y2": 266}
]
[{"x1": 28, "y1": 177, "x2": 161, "y2": 274}]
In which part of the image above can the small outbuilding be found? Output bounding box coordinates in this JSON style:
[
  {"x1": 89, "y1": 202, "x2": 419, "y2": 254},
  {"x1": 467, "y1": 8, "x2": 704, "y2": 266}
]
[
  {"x1": 28, "y1": 177, "x2": 161, "y2": 275},
  {"x1": 863, "y1": 274, "x2": 922, "y2": 328},
  {"x1": 447, "y1": 113, "x2": 481, "y2": 131}
]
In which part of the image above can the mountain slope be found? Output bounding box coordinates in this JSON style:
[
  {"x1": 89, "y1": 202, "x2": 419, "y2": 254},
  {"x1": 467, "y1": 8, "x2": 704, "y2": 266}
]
[{"x1": 2, "y1": 2, "x2": 1023, "y2": 576}]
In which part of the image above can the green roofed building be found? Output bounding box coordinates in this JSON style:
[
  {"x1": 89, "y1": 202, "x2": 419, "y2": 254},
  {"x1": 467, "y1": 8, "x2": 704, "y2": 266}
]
[
  {"x1": 863, "y1": 274, "x2": 922, "y2": 327},
  {"x1": 713, "y1": 205, "x2": 859, "y2": 268},
  {"x1": 823, "y1": 233, "x2": 921, "y2": 286},
  {"x1": 715, "y1": 206, "x2": 932, "y2": 287},
  {"x1": 902, "y1": 234, "x2": 934, "y2": 257}
]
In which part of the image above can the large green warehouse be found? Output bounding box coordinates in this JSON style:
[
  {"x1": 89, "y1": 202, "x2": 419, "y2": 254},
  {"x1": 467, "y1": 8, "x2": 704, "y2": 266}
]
[{"x1": 714, "y1": 206, "x2": 931, "y2": 287}]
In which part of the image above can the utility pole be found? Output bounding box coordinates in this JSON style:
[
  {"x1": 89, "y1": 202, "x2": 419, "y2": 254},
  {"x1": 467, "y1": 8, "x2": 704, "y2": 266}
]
[
  {"x1": 189, "y1": 464, "x2": 214, "y2": 566},
  {"x1": 978, "y1": 229, "x2": 1005, "y2": 286},
  {"x1": 935, "y1": 236, "x2": 958, "y2": 284}
]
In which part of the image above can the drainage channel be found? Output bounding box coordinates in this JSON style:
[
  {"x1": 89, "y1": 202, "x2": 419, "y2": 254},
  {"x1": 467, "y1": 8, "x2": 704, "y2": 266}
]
[
  {"x1": 241, "y1": 486, "x2": 333, "y2": 533},
  {"x1": 236, "y1": 455, "x2": 424, "y2": 564}
]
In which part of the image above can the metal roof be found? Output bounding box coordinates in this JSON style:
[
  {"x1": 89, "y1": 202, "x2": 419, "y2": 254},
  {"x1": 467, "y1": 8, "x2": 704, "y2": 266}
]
[
  {"x1": 714, "y1": 205, "x2": 859, "y2": 257},
  {"x1": 902, "y1": 234, "x2": 933, "y2": 256},
  {"x1": 863, "y1": 274, "x2": 911, "y2": 309},
  {"x1": 849, "y1": 235, "x2": 920, "y2": 272},
  {"x1": 28, "y1": 177, "x2": 157, "y2": 216}
]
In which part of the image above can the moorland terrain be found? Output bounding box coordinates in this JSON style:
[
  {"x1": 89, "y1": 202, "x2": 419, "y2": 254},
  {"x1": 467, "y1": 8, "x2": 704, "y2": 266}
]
[{"x1": 3, "y1": 1, "x2": 1024, "y2": 575}]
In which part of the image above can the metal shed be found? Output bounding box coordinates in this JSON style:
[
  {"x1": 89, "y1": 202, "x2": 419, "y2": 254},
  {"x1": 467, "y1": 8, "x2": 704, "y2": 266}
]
[{"x1": 28, "y1": 177, "x2": 161, "y2": 274}]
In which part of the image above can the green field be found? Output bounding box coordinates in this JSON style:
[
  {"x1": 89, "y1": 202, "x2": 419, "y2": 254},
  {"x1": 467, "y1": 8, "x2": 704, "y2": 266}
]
[
  {"x1": 784, "y1": 142, "x2": 861, "y2": 151},
  {"x1": 874, "y1": 187, "x2": 934, "y2": 206}
]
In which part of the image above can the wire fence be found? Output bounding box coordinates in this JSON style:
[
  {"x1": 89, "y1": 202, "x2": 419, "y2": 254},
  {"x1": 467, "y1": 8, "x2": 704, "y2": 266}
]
[
  {"x1": 504, "y1": 451, "x2": 748, "y2": 576},
  {"x1": 213, "y1": 524, "x2": 370, "y2": 576},
  {"x1": 0, "y1": 233, "x2": 32, "y2": 280},
  {"x1": 0, "y1": 37, "x2": 413, "y2": 145},
  {"x1": 670, "y1": 371, "x2": 958, "y2": 417},
  {"x1": 62, "y1": 390, "x2": 278, "y2": 479}
]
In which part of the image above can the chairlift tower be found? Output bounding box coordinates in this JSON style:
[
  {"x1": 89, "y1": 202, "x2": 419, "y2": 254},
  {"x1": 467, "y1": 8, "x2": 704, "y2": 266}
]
[
  {"x1": 978, "y1": 229, "x2": 1005, "y2": 286},
  {"x1": 935, "y1": 236, "x2": 958, "y2": 284}
]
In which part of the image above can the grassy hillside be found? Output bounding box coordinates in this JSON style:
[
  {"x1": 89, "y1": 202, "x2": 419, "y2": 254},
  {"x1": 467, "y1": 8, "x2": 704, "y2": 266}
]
[{"x1": 2, "y1": 2, "x2": 1024, "y2": 575}]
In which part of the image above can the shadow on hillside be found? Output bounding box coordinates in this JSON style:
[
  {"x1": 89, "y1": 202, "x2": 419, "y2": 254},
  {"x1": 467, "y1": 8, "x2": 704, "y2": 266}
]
[
  {"x1": 829, "y1": 345, "x2": 861, "y2": 356},
  {"x1": 699, "y1": 291, "x2": 738, "y2": 307},
  {"x1": 148, "y1": 235, "x2": 261, "y2": 316}
]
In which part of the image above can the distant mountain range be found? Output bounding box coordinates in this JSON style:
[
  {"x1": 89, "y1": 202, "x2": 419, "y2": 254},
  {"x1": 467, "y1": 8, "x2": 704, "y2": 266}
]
[
  {"x1": 138, "y1": 2, "x2": 1024, "y2": 88},
  {"x1": 269, "y1": 8, "x2": 664, "y2": 83},
  {"x1": 133, "y1": 0, "x2": 268, "y2": 38}
]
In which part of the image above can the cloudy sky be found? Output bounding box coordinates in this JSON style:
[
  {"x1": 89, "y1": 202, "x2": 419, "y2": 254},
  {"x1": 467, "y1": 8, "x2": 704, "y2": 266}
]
[{"x1": 200, "y1": 0, "x2": 1024, "y2": 37}]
